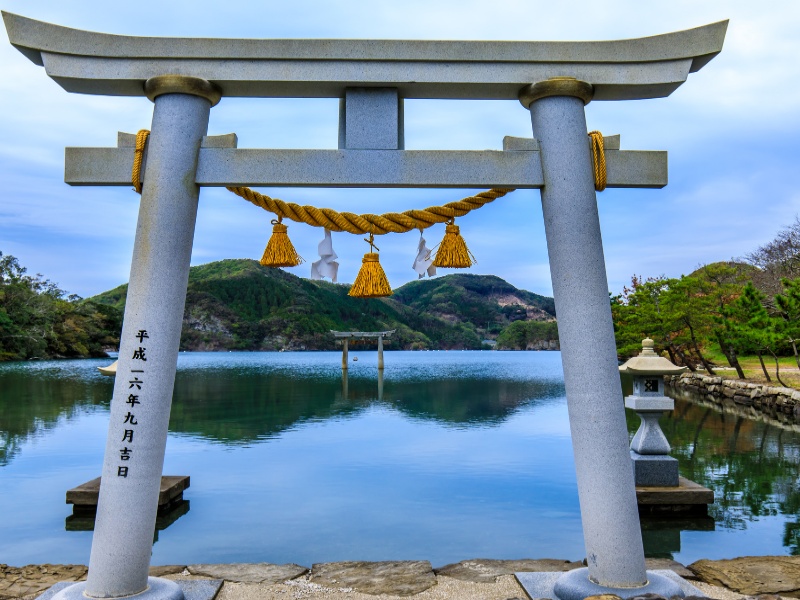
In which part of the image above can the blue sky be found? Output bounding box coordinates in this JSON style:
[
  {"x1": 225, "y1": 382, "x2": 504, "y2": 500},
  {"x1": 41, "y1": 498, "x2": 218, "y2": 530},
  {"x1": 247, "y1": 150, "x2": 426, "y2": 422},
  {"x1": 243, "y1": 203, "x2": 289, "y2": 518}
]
[{"x1": 1, "y1": 1, "x2": 799, "y2": 299}]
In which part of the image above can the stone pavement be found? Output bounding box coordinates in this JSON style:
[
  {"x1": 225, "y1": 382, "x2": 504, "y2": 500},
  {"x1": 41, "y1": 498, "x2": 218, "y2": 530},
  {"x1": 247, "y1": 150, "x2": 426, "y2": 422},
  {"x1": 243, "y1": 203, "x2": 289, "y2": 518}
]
[{"x1": 2, "y1": 557, "x2": 798, "y2": 600}]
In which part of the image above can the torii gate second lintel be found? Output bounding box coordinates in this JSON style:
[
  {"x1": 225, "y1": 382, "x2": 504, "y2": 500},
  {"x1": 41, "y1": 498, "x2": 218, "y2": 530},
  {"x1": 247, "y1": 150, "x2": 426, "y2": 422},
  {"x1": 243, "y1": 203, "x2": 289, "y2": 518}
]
[{"x1": 3, "y1": 13, "x2": 726, "y2": 600}]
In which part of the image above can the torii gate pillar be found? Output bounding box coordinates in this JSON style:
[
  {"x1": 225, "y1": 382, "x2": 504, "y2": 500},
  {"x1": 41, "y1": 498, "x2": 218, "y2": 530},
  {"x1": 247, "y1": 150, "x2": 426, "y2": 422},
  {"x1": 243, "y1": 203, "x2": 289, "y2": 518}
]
[
  {"x1": 86, "y1": 77, "x2": 218, "y2": 600},
  {"x1": 522, "y1": 78, "x2": 657, "y2": 596}
]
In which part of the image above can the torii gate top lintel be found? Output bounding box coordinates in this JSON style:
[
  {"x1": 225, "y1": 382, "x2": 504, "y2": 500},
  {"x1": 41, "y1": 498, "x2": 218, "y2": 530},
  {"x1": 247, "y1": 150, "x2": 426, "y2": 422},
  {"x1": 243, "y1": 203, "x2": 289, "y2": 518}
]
[{"x1": 3, "y1": 12, "x2": 727, "y2": 101}]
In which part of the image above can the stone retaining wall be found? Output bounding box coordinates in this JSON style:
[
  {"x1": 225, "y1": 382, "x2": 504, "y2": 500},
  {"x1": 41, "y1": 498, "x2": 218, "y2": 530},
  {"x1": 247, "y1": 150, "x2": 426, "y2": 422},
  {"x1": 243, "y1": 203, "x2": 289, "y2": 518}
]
[{"x1": 666, "y1": 372, "x2": 800, "y2": 422}]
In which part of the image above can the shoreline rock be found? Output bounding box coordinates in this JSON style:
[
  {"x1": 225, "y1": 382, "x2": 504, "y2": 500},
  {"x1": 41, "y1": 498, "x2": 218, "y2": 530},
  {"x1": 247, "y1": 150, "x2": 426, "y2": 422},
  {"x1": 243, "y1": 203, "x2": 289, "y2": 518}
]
[{"x1": 688, "y1": 556, "x2": 800, "y2": 597}]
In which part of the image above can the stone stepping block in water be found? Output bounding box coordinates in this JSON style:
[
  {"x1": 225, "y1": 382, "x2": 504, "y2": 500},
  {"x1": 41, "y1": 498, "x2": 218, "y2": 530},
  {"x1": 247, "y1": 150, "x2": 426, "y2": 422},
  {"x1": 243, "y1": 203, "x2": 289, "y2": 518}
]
[
  {"x1": 309, "y1": 561, "x2": 437, "y2": 596},
  {"x1": 689, "y1": 556, "x2": 800, "y2": 597},
  {"x1": 66, "y1": 476, "x2": 189, "y2": 514},
  {"x1": 186, "y1": 563, "x2": 307, "y2": 584}
]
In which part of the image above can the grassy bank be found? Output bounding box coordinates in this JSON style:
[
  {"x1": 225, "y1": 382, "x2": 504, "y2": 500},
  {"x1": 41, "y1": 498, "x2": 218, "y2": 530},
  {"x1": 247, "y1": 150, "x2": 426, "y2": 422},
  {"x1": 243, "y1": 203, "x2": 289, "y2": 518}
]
[{"x1": 700, "y1": 347, "x2": 800, "y2": 388}]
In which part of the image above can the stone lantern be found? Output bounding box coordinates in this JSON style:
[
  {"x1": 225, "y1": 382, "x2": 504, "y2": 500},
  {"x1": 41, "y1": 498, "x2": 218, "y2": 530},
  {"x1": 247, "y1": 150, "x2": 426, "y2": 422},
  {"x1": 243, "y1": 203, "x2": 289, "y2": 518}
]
[{"x1": 619, "y1": 338, "x2": 687, "y2": 487}]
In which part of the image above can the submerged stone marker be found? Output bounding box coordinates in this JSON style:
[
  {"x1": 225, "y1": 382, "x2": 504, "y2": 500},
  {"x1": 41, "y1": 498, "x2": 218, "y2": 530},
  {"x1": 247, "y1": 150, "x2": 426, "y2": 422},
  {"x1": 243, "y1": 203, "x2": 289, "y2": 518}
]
[{"x1": 3, "y1": 11, "x2": 726, "y2": 600}]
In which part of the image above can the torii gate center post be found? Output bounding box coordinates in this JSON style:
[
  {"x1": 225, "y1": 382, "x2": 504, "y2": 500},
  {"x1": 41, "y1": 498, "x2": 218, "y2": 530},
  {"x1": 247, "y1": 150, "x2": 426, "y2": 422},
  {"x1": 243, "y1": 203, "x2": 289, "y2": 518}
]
[{"x1": 4, "y1": 13, "x2": 727, "y2": 600}]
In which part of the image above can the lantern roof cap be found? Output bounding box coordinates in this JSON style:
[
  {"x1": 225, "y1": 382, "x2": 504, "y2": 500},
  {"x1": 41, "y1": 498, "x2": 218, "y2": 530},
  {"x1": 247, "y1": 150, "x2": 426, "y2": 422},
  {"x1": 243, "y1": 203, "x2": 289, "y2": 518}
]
[{"x1": 619, "y1": 338, "x2": 687, "y2": 376}]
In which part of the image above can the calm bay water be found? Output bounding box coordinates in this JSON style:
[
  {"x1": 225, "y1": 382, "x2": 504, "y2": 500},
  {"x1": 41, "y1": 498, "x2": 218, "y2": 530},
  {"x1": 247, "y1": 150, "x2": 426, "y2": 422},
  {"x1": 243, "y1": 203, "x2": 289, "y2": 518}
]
[{"x1": 0, "y1": 351, "x2": 798, "y2": 567}]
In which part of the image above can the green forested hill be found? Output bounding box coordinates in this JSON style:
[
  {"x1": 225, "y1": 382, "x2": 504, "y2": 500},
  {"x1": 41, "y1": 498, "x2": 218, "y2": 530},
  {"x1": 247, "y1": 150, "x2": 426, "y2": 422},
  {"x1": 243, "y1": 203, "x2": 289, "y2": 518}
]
[
  {"x1": 0, "y1": 252, "x2": 121, "y2": 361},
  {"x1": 91, "y1": 259, "x2": 556, "y2": 351},
  {"x1": 392, "y1": 273, "x2": 555, "y2": 326}
]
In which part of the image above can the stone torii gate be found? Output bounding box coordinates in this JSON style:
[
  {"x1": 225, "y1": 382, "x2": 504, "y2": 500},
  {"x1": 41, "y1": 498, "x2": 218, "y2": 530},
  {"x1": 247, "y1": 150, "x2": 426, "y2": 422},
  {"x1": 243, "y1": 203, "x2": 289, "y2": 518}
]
[
  {"x1": 4, "y1": 12, "x2": 726, "y2": 600},
  {"x1": 331, "y1": 330, "x2": 395, "y2": 370}
]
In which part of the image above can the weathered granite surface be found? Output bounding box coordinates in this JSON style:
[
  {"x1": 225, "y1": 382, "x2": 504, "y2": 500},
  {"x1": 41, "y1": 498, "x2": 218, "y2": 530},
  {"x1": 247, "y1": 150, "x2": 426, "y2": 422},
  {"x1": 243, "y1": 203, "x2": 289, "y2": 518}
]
[
  {"x1": 0, "y1": 565, "x2": 87, "y2": 599},
  {"x1": 7, "y1": 558, "x2": 788, "y2": 599},
  {"x1": 435, "y1": 558, "x2": 581, "y2": 582},
  {"x1": 644, "y1": 558, "x2": 696, "y2": 580},
  {"x1": 148, "y1": 566, "x2": 187, "y2": 578},
  {"x1": 186, "y1": 564, "x2": 307, "y2": 584},
  {"x1": 3, "y1": 13, "x2": 727, "y2": 101},
  {"x1": 689, "y1": 556, "x2": 800, "y2": 597},
  {"x1": 309, "y1": 561, "x2": 436, "y2": 596},
  {"x1": 66, "y1": 142, "x2": 668, "y2": 190}
]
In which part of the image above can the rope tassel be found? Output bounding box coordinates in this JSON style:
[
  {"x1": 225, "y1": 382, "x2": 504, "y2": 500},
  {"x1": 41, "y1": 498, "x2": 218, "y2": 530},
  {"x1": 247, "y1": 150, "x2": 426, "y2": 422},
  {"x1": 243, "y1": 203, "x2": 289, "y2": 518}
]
[
  {"x1": 261, "y1": 219, "x2": 304, "y2": 268},
  {"x1": 433, "y1": 222, "x2": 475, "y2": 268},
  {"x1": 349, "y1": 234, "x2": 392, "y2": 298}
]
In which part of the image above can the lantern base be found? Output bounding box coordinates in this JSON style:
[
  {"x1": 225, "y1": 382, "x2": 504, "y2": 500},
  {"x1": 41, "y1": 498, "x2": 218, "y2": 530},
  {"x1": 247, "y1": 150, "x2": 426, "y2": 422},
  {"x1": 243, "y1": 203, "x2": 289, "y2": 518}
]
[{"x1": 631, "y1": 451, "x2": 680, "y2": 487}]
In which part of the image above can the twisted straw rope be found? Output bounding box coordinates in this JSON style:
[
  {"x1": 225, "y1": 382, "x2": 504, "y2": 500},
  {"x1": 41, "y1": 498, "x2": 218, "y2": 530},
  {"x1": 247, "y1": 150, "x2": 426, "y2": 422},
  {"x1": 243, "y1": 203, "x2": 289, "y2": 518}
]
[
  {"x1": 132, "y1": 129, "x2": 150, "y2": 194},
  {"x1": 226, "y1": 186, "x2": 513, "y2": 235},
  {"x1": 588, "y1": 130, "x2": 606, "y2": 192}
]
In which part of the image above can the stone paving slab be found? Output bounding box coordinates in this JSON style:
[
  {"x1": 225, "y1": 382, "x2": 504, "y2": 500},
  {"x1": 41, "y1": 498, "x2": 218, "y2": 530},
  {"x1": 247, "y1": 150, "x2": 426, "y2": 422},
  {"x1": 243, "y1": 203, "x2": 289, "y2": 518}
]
[
  {"x1": 5, "y1": 559, "x2": 797, "y2": 600},
  {"x1": 0, "y1": 565, "x2": 87, "y2": 599},
  {"x1": 217, "y1": 574, "x2": 527, "y2": 600},
  {"x1": 309, "y1": 561, "x2": 436, "y2": 596},
  {"x1": 645, "y1": 558, "x2": 697, "y2": 580},
  {"x1": 174, "y1": 579, "x2": 223, "y2": 600},
  {"x1": 0, "y1": 563, "x2": 195, "y2": 599},
  {"x1": 150, "y1": 566, "x2": 188, "y2": 578},
  {"x1": 689, "y1": 556, "x2": 800, "y2": 597},
  {"x1": 435, "y1": 558, "x2": 582, "y2": 582},
  {"x1": 31, "y1": 579, "x2": 222, "y2": 600},
  {"x1": 187, "y1": 563, "x2": 307, "y2": 584}
]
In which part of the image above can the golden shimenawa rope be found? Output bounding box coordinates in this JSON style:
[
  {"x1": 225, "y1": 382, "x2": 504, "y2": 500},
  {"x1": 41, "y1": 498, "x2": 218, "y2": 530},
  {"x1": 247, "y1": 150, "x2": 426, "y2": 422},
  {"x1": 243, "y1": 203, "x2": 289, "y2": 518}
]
[
  {"x1": 588, "y1": 130, "x2": 607, "y2": 192},
  {"x1": 130, "y1": 129, "x2": 607, "y2": 220},
  {"x1": 226, "y1": 186, "x2": 513, "y2": 235},
  {"x1": 131, "y1": 129, "x2": 150, "y2": 194}
]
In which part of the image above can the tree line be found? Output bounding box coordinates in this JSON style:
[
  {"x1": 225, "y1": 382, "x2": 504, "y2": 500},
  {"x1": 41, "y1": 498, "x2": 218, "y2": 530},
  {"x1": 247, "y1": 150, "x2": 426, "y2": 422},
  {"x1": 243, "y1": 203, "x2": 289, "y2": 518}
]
[
  {"x1": 0, "y1": 252, "x2": 121, "y2": 361},
  {"x1": 612, "y1": 219, "x2": 800, "y2": 385}
]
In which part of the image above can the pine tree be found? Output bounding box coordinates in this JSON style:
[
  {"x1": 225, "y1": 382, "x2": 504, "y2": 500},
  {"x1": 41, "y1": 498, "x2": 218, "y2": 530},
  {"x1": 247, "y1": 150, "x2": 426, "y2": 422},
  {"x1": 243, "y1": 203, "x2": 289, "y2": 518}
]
[
  {"x1": 774, "y1": 277, "x2": 800, "y2": 370},
  {"x1": 724, "y1": 282, "x2": 786, "y2": 385}
]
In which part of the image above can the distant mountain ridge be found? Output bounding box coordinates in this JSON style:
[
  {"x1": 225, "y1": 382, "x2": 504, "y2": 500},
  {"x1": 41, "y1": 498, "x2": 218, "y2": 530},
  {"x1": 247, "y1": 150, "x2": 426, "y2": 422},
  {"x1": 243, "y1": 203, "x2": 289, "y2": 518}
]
[{"x1": 90, "y1": 259, "x2": 556, "y2": 351}]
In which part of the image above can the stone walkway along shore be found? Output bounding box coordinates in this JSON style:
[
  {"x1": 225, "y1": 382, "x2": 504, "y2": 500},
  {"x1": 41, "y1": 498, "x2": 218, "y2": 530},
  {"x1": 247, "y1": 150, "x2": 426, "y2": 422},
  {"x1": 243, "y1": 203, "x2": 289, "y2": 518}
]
[{"x1": 2, "y1": 557, "x2": 800, "y2": 600}]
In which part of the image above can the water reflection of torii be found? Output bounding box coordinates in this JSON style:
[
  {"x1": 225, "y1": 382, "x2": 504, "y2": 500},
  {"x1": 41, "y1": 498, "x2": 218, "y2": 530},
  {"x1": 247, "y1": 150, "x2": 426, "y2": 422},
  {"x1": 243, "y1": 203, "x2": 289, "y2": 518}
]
[{"x1": 3, "y1": 12, "x2": 726, "y2": 600}]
